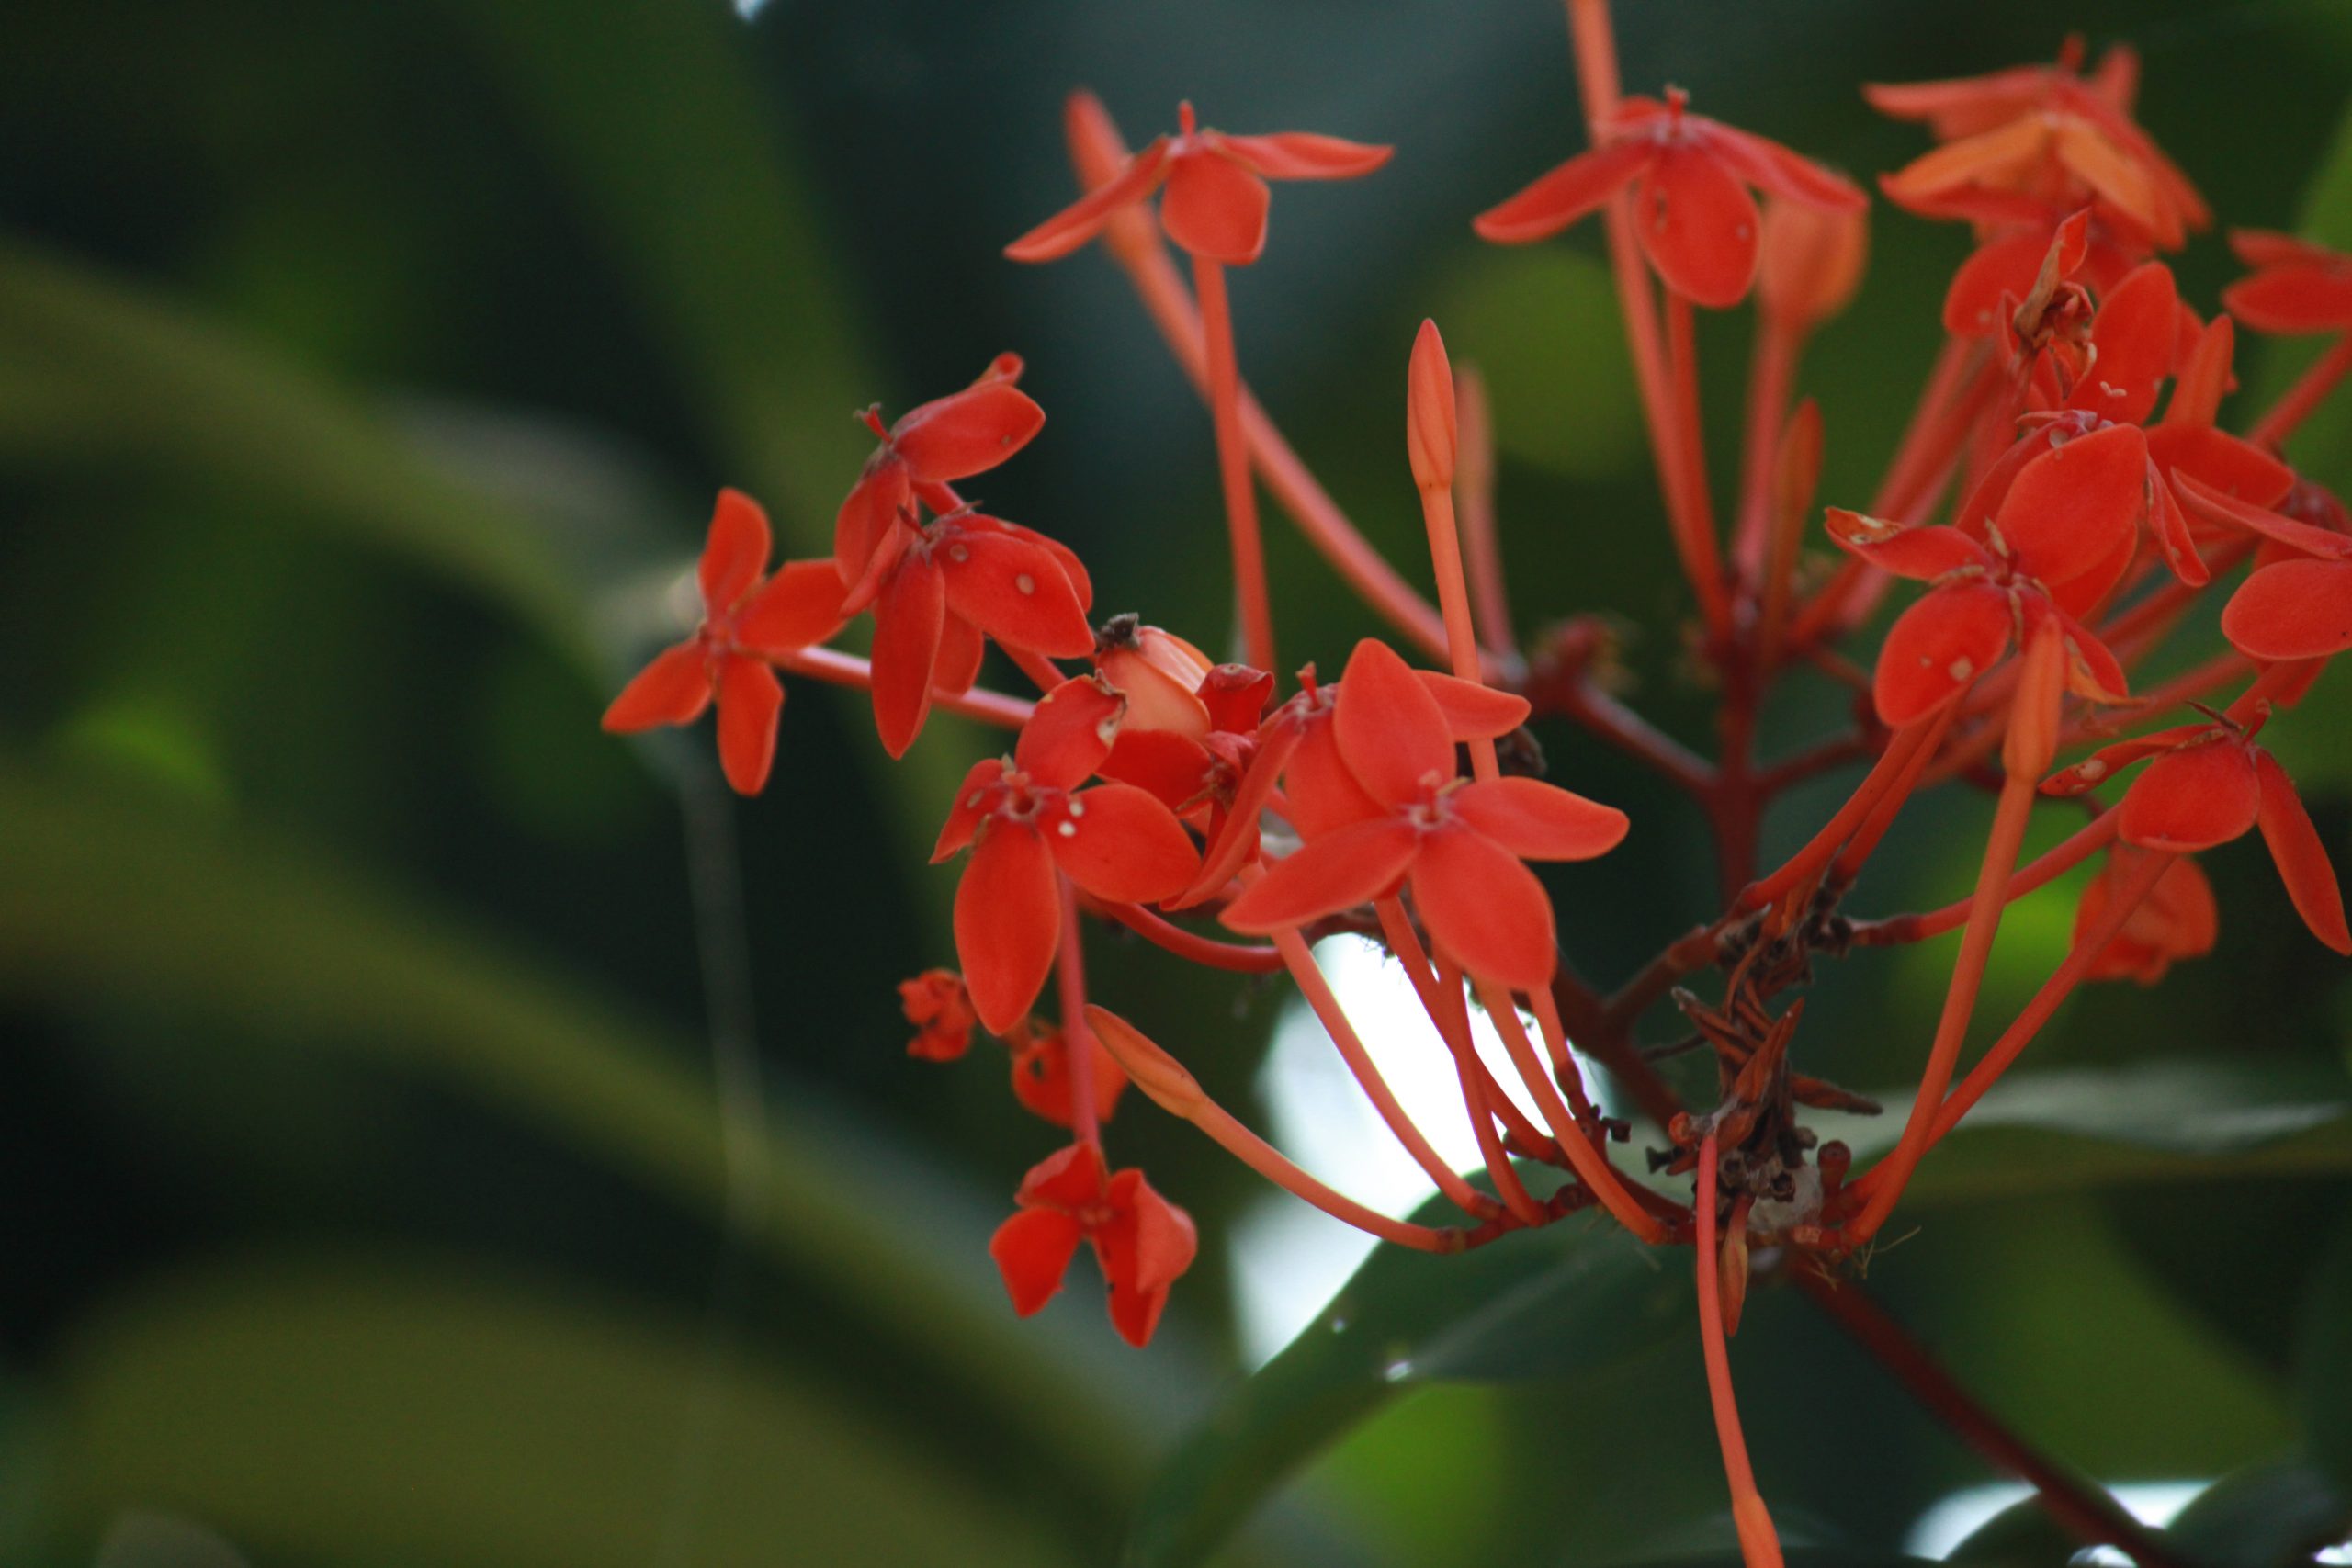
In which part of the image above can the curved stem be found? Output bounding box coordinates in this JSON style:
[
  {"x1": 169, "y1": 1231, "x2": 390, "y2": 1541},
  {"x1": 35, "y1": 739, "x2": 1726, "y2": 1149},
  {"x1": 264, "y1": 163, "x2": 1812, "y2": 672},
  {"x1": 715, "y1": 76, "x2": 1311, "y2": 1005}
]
[
  {"x1": 1916, "y1": 849, "x2": 2175, "y2": 1156},
  {"x1": 1473, "y1": 975, "x2": 1672, "y2": 1242},
  {"x1": 1849, "y1": 811, "x2": 2120, "y2": 947},
  {"x1": 1055, "y1": 877, "x2": 1102, "y2": 1148},
  {"x1": 2250, "y1": 330, "x2": 2352, "y2": 449},
  {"x1": 1271, "y1": 924, "x2": 1504, "y2": 1221},
  {"x1": 1697, "y1": 1135, "x2": 1784, "y2": 1568},
  {"x1": 1840, "y1": 721, "x2": 2045, "y2": 1243},
  {"x1": 1192, "y1": 256, "x2": 1275, "y2": 672},
  {"x1": 1662, "y1": 288, "x2": 1734, "y2": 641},
  {"x1": 769, "y1": 645, "x2": 1033, "y2": 728},
  {"x1": 1084, "y1": 897, "x2": 1286, "y2": 974},
  {"x1": 1453, "y1": 365, "x2": 1517, "y2": 658}
]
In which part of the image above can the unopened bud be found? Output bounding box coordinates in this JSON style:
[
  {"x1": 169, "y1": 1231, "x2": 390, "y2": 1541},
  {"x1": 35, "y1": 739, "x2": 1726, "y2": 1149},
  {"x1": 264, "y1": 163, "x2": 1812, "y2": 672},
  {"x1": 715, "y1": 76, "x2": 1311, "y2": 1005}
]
[
  {"x1": 1407, "y1": 319, "x2": 1457, "y2": 491},
  {"x1": 1758, "y1": 197, "x2": 1868, "y2": 331},
  {"x1": 1084, "y1": 1005, "x2": 1204, "y2": 1118}
]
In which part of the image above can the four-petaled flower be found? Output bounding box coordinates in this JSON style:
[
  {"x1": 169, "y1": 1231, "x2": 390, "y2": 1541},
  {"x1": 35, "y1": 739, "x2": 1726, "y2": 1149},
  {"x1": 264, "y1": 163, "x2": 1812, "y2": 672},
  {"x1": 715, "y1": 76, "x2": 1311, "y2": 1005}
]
[
  {"x1": 2222, "y1": 231, "x2": 2352, "y2": 334},
  {"x1": 835, "y1": 353, "x2": 1047, "y2": 592},
  {"x1": 1868, "y1": 38, "x2": 2206, "y2": 251},
  {"x1": 2181, "y1": 475, "x2": 2352, "y2": 665},
  {"x1": 1218, "y1": 639, "x2": 1627, "y2": 988},
  {"x1": 1474, "y1": 87, "x2": 1865, "y2": 309},
  {"x1": 899, "y1": 969, "x2": 978, "y2": 1062},
  {"x1": 934, "y1": 676, "x2": 1202, "y2": 1032},
  {"x1": 2043, "y1": 705, "x2": 2350, "y2": 954},
  {"x1": 1004, "y1": 1018, "x2": 1129, "y2": 1131},
  {"x1": 602, "y1": 489, "x2": 847, "y2": 795},
  {"x1": 1005, "y1": 101, "x2": 1391, "y2": 267},
  {"x1": 989, "y1": 1140, "x2": 1197, "y2": 1348},
  {"x1": 853, "y1": 505, "x2": 1098, "y2": 758},
  {"x1": 2073, "y1": 848, "x2": 2217, "y2": 986},
  {"x1": 1828, "y1": 423, "x2": 2144, "y2": 726}
]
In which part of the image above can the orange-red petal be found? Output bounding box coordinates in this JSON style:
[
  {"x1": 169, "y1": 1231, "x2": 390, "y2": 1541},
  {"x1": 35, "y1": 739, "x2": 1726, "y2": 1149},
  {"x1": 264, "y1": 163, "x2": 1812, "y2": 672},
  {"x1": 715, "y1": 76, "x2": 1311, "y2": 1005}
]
[
  {"x1": 1873, "y1": 581, "x2": 2011, "y2": 727},
  {"x1": 892, "y1": 382, "x2": 1046, "y2": 483},
  {"x1": 2119, "y1": 739, "x2": 2261, "y2": 852},
  {"x1": 870, "y1": 555, "x2": 947, "y2": 759},
  {"x1": 1419, "y1": 672, "x2": 1532, "y2": 739},
  {"x1": 1214, "y1": 131, "x2": 1392, "y2": 181},
  {"x1": 1050, "y1": 783, "x2": 1200, "y2": 904},
  {"x1": 956, "y1": 822, "x2": 1061, "y2": 1033},
  {"x1": 2222, "y1": 558, "x2": 2352, "y2": 663},
  {"x1": 602, "y1": 641, "x2": 711, "y2": 733},
  {"x1": 1017, "y1": 675, "x2": 1125, "y2": 790},
  {"x1": 1219, "y1": 816, "x2": 1419, "y2": 933},
  {"x1": 1159, "y1": 148, "x2": 1272, "y2": 265},
  {"x1": 1005, "y1": 137, "x2": 1172, "y2": 263},
  {"x1": 1994, "y1": 423, "x2": 2145, "y2": 586},
  {"x1": 736, "y1": 559, "x2": 850, "y2": 654},
  {"x1": 715, "y1": 654, "x2": 784, "y2": 795},
  {"x1": 1636, "y1": 144, "x2": 1762, "y2": 309},
  {"x1": 989, "y1": 1207, "x2": 1083, "y2": 1316},
  {"x1": 699, "y1": 488, "x2": 772, "y2": 613},
  {"x1": 1449, "y1": 777, "x2": 1629, "y2": 862},
  {"x1": 1333, "y1": 638, "x2": 1453, "y2": 809},
  {"x1": 1474, "y1": 140, "x2": 1650, "y2": 244},
  {"x1": 941, "y1": 528, "x2": 1096, "y2": 659},
  {"x1": 2254, "y1": 749, "x2": 2352, "y2": 953},
  {"x1": 1409, "y1": 826, "x2": 1558, "y2": 989}
]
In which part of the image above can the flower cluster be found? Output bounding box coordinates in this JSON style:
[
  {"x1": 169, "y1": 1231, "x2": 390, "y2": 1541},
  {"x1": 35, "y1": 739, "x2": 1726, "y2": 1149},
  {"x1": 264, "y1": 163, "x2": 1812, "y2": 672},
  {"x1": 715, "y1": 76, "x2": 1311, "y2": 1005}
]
[{"x1": 602, "y1": 20, "x2": 2350, "y2": 1562}]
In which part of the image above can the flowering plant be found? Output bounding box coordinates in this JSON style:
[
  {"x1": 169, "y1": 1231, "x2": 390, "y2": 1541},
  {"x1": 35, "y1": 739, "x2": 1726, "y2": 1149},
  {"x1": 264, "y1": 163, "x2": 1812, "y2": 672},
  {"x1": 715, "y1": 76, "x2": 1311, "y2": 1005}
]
[{"x1": 600, "y1": 6, "x2": 2352, "y2": 1562}]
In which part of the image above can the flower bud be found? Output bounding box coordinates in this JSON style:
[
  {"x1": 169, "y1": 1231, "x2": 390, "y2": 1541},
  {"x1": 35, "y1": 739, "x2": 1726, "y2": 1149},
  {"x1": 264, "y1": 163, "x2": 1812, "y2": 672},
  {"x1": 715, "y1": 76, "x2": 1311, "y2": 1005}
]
[
  {"x1": 1084, "y1": 1004, "x2": 1204, "y2": 1118},
  {"x1": 1758, "y1": 197, "x2": 1868, "y2": 330},
  {"x1": 1407, "y1": 319, "x2": 1457, "y2": 491}
]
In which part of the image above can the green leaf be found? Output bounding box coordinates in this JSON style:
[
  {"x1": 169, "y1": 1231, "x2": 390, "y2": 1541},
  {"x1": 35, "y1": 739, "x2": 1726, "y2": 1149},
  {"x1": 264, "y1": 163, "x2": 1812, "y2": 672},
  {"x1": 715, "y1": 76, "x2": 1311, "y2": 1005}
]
[
  {"x1": 0, "y1": 760, "x2": 1139, "y2": 1497},
  {"x1": 1941, "y1": 1496, "x2": 2086, "y2": 1565},
  {"x1": 1123, "y1": 1207, "x2": 1690, "y2": 1568},
  {"x1": 2299, "y1": 1211, "x2": 2352, "y2": 1498},
  {"x1": 46, "y1": 1258, "x2": 1069, "y2": 1568},
  {"x1": 1809, "y1": 1056, "x2": 2352, "y2": 1205},
  {"x1": 2163, "y1": 1454, "x2": 2351, "y2": 1568},
  {"x1": 0, "y1": 238, "x2": 603, "y2": 672}
]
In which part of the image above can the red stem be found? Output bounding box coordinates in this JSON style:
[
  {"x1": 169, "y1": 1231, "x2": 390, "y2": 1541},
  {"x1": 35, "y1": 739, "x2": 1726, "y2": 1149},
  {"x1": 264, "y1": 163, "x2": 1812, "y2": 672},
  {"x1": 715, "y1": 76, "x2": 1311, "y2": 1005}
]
[
  {"x1": 1798, "y1": 1274, "x2": 2194, "y2": 1568},
  {"x1": 2249, "y1": 330, "x2": 2352, "y2": 449},
  {"x1": 1193, "y1": 255, "x2": 1276, "y2": 673},
  {"x1": 1697, "y1": 1135, "x2": 1785, "y2": 1568},
  {"x1": 769, "y1": 645, "x2": 1033, "y2": 728},
  {"x1": 1055, "y1": 876, "x2": 1102, "y2": 1148}
]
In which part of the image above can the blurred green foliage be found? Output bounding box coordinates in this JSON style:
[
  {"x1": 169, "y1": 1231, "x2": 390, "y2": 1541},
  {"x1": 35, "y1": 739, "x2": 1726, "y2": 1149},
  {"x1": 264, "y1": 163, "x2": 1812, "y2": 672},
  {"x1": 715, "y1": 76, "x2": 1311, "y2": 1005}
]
[{"x1": 5, "y1": 1, "x2": 2352, "y2": 1564}]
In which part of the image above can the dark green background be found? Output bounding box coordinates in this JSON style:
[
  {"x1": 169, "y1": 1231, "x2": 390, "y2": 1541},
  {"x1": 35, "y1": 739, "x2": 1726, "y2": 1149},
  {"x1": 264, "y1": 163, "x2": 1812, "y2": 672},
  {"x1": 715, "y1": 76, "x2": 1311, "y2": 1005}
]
[{"x1": 5, "y1": 2, "x2": 2351, "y2": 1563}]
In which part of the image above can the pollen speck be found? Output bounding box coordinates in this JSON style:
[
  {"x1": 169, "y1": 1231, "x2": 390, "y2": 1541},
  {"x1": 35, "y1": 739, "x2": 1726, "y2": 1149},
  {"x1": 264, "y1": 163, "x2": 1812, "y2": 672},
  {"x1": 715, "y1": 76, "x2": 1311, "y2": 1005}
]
[{"x1": 1015, "y1": 572, "x2": 1036, "y2": 595}]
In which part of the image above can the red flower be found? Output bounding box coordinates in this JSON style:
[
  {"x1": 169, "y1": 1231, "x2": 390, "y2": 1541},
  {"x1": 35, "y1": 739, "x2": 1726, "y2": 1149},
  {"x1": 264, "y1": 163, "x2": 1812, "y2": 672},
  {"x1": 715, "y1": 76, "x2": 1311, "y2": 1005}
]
[
  {"x1": 2043, "y1": 707, "x2": 2350, "y2": 953},
  {"x1": 2073, "y1": 848, "x2": 2217, "y2": 986},
  {"x1": 1005, "y1": 1018, "x2": 1128, "y2": 1130},
  {"x1": 933, "y1": 676, "x2": 1202, "y2": 1032},
  {"x1": 853, "y1": 506, "x2": 1097, "y2": 758},
  {"x1": 1829, "y1": 423, "x2": 2143, "y2": 725},
  {"x1": 899, "y1": 969, "x2": 978, "y2": 1062},
  {"x1": 989, "y1": 1140, "x2": 1197, "y2": 1347},
  {"x1": 1177, "y1": 653, "x2": 1532, "y2": 907},
  {"x1": 601, "y1": 489, "x2": 848, "y2": 795},
  {"x1": 1473, "y1": 87, "x2": 1865, "y2": 309},
  {"x1": 2222, "y1": 231, "x2": 2352, "y2": 334},
  {"x1": 1218, "y1": 639, "x2": 1626, "y2": 989},
  {"x1": 1005, "y1": 101, "x2": 1390, "y2": 267},
  {"x1": 834, "y1": 354, "x2": 1046, "y2": 591},
  {"x1": 1868, "y1": 39, "x2": 2206, "y2": 251},
  {"x1": 2182, "y1": 477, "x2": 2352, "y2": 664}
]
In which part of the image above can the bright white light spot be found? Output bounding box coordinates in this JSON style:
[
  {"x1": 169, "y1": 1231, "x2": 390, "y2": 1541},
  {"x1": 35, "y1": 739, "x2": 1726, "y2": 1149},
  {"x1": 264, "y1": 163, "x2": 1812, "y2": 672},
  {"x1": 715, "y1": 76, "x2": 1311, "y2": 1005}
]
[
  {"x1": 1227, "y1": 935, "x2": 1577, "y2": 1366},
  {"x1": 1906, "y1": 1480, "x2": 2209, "y2": 1561}
]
